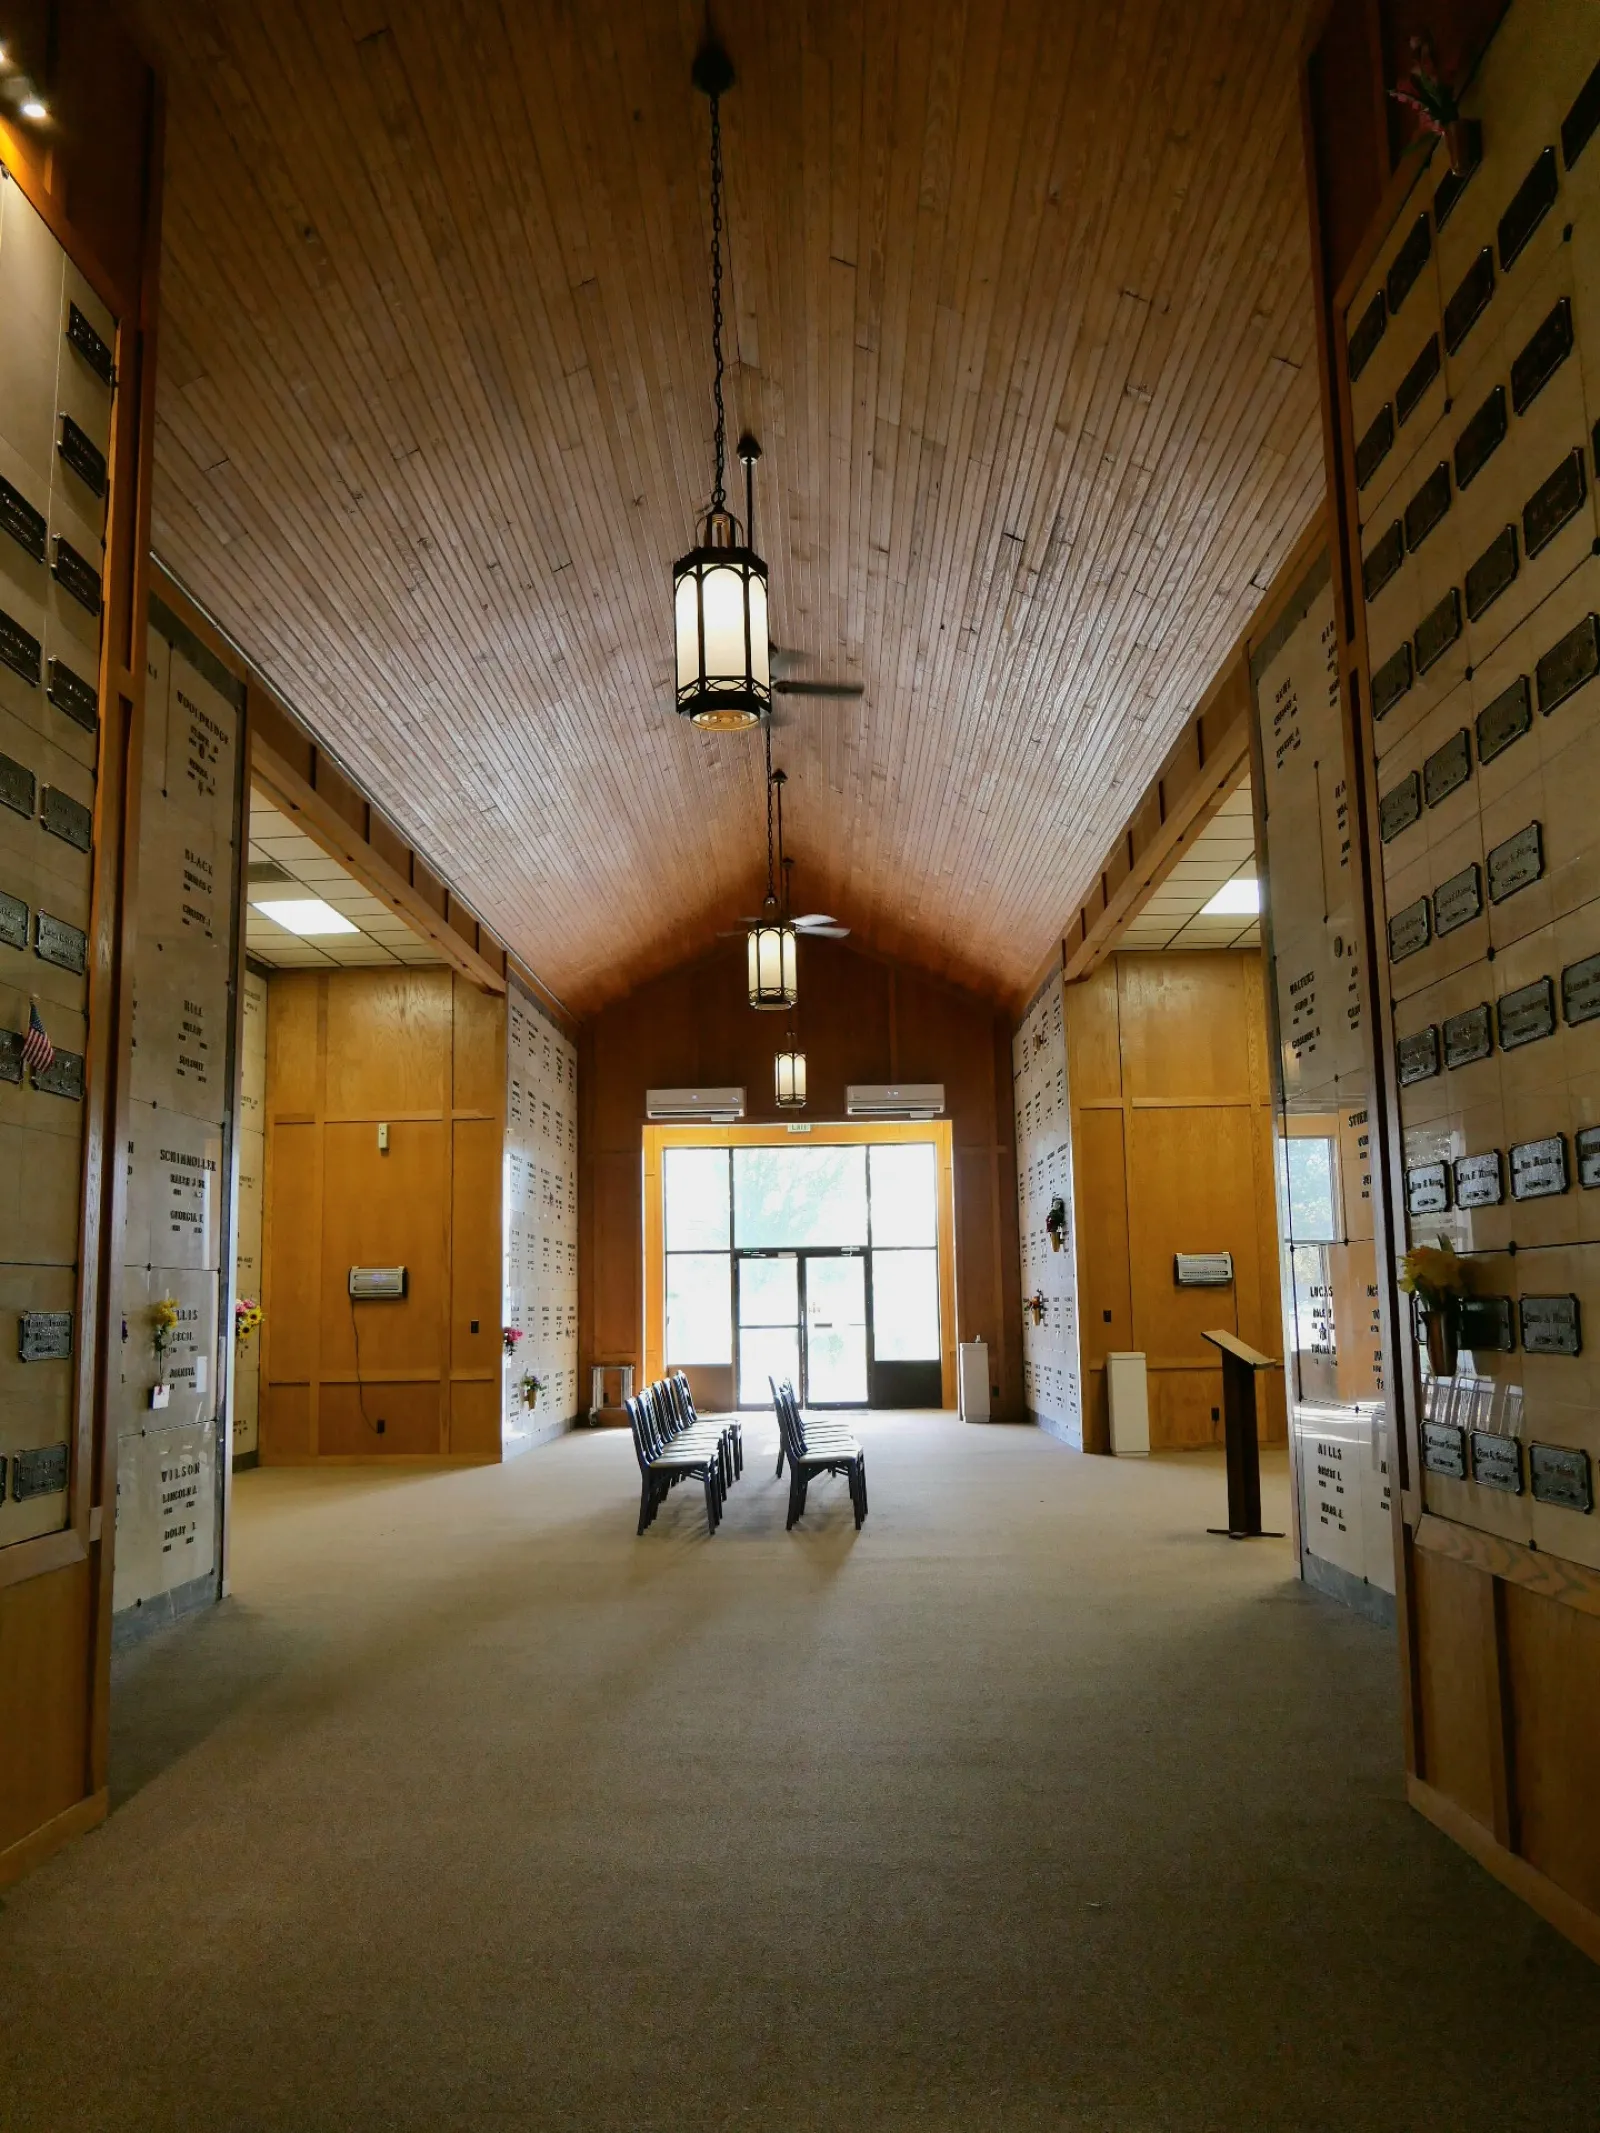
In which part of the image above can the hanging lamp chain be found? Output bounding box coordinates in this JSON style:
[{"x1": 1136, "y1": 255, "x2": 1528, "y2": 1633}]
[
  {"x1": 764, "y1": 717, "x2": 775, "y2": 899},
  {"x1": 708, "y1": 87, "x2": 728, "y2": 513}
]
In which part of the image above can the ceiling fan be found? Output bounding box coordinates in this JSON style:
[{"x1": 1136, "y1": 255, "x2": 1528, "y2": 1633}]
[
  {"x1": 719, "y1": 742, "x2": 850, "y2": 947},
  {"x1": 770, "y1": 638, "x2": 865, "y2": 703}
]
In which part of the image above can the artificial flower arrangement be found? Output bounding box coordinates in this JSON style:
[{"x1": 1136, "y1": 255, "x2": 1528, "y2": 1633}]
[
  {"x1": 1389, "y1": 35, "x2": 1472, "y2": 175},
  {"x1": 1025, "y1": 1292, "x2": 1047, "y2": 1326},
  {"x1": 521, "y1": 1373, "x2": 546, "y2": 1409},
  {"x1": 235, "y1": 1297, "x2": 264, "y2": 1342},
  {"x1": 1045, "y1": 1196, "x2": 1068, "y2": 1253},
  {"x1": 1399, "y1": 1236, "x2": 1467, "y2": 1375},
  {"x1": 503, "y1": 1326, "x2": 524, "y2": 1357},
  {"x1": 149, "y1": 1296, "x2": 180, "y2": 1410}
]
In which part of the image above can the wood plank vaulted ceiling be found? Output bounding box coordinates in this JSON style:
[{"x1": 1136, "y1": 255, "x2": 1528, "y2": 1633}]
[{"x1": 136, "y1": 0, "x2": 1322, "y2": 1013}]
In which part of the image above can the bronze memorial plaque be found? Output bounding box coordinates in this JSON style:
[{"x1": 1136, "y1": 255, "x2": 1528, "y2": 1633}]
[
  {"x1": 47, "y1": 657, "x2": 98, "y2": 735},
  {"x1": 1487, "y1": 821, "x2": 1543, "y2": 903},
  {"x1": 1433, "y1": 862, "x2": 1483, "y2": 935},
  {"x1": 1521, "y1": 1294, "x2": 1582, "y2": 1356},
  {"x1": 17, "y1": 1312, "x2": 72, "y2": 1363},
  {"x1": 1530, "y1": 1443, "x2": 1592, "y2": 1512},
  {"x1": 0, "y1": 607, "x2": 42, "y2": 688},
  {"x1": 1499, "y1": 145, "x2": 1559, "y2": 271},
  {"x1": 1561, "y1": 952, "x2": 1600, "y2": 1025},
  {"x1": 1444, "y1": 247, "x2": 1495, "y2": 354},
  {"x1": 1443, "y1": 1003, "x2": 1493, "y2": 1067},
  {"x1": 0, "y1": 1026, "x2": 21, "y2": 1082},
  {"x1": 1396, "y1": 1025, "x2": 1441, "y2": 1084},
  {"x1": 1356, "y1": 403, "x2": 1395, "y2": 490},
  {"x1": 1498, "y1": 976, "x2": 1557, "y2": 1050},
  {"x1": 1423, "y1": 1422, "x2": 1467, "y2": 1479},
  {"x1": 1363, "y1": 520, "x2": 1404, "y2": 604},
  {"x1": 1455, "y1": 383, "x2": 1507, "y2": 490},
  {"x1": 0, "y1": 474, "x2": 47, "y2": 563},
  {"x1": 1511, "y1": 297, "x2": 1574, "y2": 415},
  {"x1": 1405, "y1": 462, "x2": 1453, "y2": 554},
  {"x1": 1524, "y1": 449, "x2": 1588, "y2": 560},
  {"x1": 1577, "y1": 1124, "x2": 1600, "y2": 1188},
  {"x1": 40, "y1": 786, "x2": 92, "y2": 853},
  {"x1": 1470, "y1": 1432, "x2": 1523, "y2": 1493},
  {"x1": 0, "y1": 751, "x2": 36, "y2": 819},
  {"x1": 0, "y1": 889, "x2": 28, "y2": 951},
  {"x1": 34, "y1": 910, "x2": 86, "y2": 974},
  {"x1": 51, "y1": 536, "x2": 101, "y2": 617},
  {"x1": 1389, "y1": 897, "x2": 1431, "y2": 962},
  {"x1": 1460, "y1": 1294, "x2": 1515, "y2": 1351},
  {"x1": 34, "y1": 1048, "x2": 84, "y2": 1102},
  {"x1": 56, "y1": 413, "x2": 107, "y2": 498},
  {"x1": 1562, "y1": 61, "x2": 1600, "y2": 170},
  {"x1": 1407, "y1": 1161, "x2": 1450, "y2": 1216},
  {"x1": 1454, "y1": 1149, "x2": 1505, "y2": 1208},
  {"x1": 65, "y1": 303, "x2": 115, "y2": 387},
  {"x1": 1415, "y1": 586, "x2": 1462, "y2": 674},
  {"x1": 1372, "y1": 641, "x2": 1414, "y2": 720},
  {"x1": 1388, "y1": 212, "x2": 1433, "y2": 315},
  {"x1": 1511, "y1": 1134, "x2": 1568, "y2": 1200},
  {"x1": 1348, "y1": 290, "x2": 1387, "y2": 381},
  {"x1": 12, "y1": 1444, "x2": 68, "y2": 1498},
  {"x1": 1466, "y1": 525, "x2": 1518, "y2": 621},
  {"x1": 1476, "y1": 675, "x2": 1532, "y2": 762},
  {"x1": 1379, "y1": 771, "x2": 1422, "y2": 842},
  {"x1": 1435, "y1": 119, "x2": 1484, "y2": 222},
  {"x1": 1397, "y1": 333, "x2": 1442, "y2": 426},
  {"x1": 1423, "y1": 727, "x2": 1472, "y2": 808},
  {"x1": 1536, "y1": 613, "x2": 1599, "y2": 716}
]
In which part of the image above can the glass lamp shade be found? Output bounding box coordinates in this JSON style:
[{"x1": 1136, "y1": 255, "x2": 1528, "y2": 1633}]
[
  {"x1": 775, "y1": 1047, "x2": 807, "y2": 1108},
  {"x1": 747, "y1": 917, "x2": 797, "y2": 1009},
  {"x1": 673, "y1": 511, "x2": 770, "y2": 730}
]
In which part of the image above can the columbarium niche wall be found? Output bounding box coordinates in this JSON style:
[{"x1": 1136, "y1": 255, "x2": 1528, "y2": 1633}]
[
  {"x1": 112, "y1": 611, "x2": 244, "y2": 1628},
  {"x1": 1013, "y1": 971, "x2": 1081, "y2": 1445},
  {"x1": 504, "y1": 977, "x2": 579, "y2": 1449},
  {"x1": 0, "y1": 173, "x2": 115, "y2": 1551}
]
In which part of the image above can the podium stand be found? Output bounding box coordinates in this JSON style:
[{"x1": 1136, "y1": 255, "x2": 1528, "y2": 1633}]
[{"x1": 1201, "y1": 1330, "x2": 1283, "y2": 1539}]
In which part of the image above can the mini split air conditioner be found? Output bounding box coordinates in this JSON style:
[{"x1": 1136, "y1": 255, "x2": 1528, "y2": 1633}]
[
  {"x1": 645, "y1": 1087, "x2": 746, "y2": 1123},
  {"x1": 846, "y1": 1083, "x2": 945, "y2": 1120}
]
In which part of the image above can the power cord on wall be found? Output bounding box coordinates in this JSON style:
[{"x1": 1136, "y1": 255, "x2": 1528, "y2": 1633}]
[{"x1": 349, "y1": 1291, "x2": 386, "y2": 1435}]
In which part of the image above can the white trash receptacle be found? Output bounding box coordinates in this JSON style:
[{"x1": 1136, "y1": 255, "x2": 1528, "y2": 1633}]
[
  {"x1": 1106, "y1": 1352, "x2": 1150, "y2": 1456},
  {"x1": 958, "y1": 1341, "x2": 991, "y2": 1423}
]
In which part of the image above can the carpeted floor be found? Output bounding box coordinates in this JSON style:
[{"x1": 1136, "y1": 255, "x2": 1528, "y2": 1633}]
[{"x1": 4, "y1": 1414, "x2": 1599, "y2": 2131}]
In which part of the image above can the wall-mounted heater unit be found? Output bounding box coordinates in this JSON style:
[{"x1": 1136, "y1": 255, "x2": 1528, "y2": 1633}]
[
  {"x1": 349, "y1": 1265, "x2": 408, "y2": 1300},
  {"x1": 645, "y1": 1087, "x2": 746, "y2": 1123},
  {"x1": 1174, "y1": 1252, "x2": 1233, "y2": 1288},
  {"x1": 846, "y1": 1083, "x2": 945, "y2": 1120}
]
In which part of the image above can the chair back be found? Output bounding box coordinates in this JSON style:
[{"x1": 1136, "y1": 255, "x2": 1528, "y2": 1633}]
[
  {"x1": 770, "y1": 1376, "x2": 806, "y2": 1461},
  {"x1": 624, "y1": 1395, "x2": 655, "y2": 1476}
]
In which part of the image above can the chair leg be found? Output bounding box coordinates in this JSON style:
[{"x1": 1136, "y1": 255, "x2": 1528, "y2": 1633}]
[
  {"x1": 786, "y1": 1465, "x2": 803, "y2": 1529},
  {"x1": 638, "y1": 1476, "x2": 653, "y2": 1536},
  {"x1": 776, "y1": 1437, "x2": 786, "y2": 1479},
  {"x1": 704, "y1": 1468, "x2": 718, "y2": 1534}
]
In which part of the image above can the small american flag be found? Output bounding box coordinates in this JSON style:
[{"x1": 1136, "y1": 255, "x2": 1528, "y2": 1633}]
[{"x1": 22, "y1": 1001, "x2": 54, "y2": 1079}]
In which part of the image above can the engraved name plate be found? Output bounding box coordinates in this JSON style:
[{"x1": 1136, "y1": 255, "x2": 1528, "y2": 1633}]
[
  {"x1": 1379, "y1": 771, "x2": 1422, "y2": 842},
  {"x1": 1433, "y1": 862, "x2": 1483, "y2": 935},
  {"x1": 0, "y1": 750, "x2": 36, "y2": 818},
  {"x1": 1498, "y1": 976, "x2": 1556, "y2": 1050},
  {"x1": 1397, "y1": 333, "x2": 1441, "y2": 425},
  {"x1": 1424, "y1": 727, "x2": 1471, "y2": 808},
  {"x1": 40, "y1": 786, "x2": 92, "y2": 852},
  {"x1": 1445, "y1": 247, "x2": 1495, "y2": 353},
  {"x1": 1460, "y1": 1294, "x2": 1515, "y2": 1352},
  {"x1": 0, "y1": 888, "x2": 28, "y2": 950},
  {"x1": 1355, "y1": 404, "x2": 1395, "y2": 490},
  {"x1": 1511, "y1": 1134, "x2": 1568, "y2": 1200},
  {"x1": 1435, "y1": 120, "x2": 1483, "y2": 223},
  {"x1": 0, "y1": 474, "x2": 46, "y2": 562},
  {"x1": 1512, "y1": 297, "x2": 1574, "y2": 415},
  {"x1": 1454, "y1": 1149, "x2": 1504, "y2": 1207},
  {"x1": 1476, "y1": 675, "x2": 1532, "y2": 763},
  {"x1": 34, "y1": 1047, "x2": 84, "y2": 1101},
  {"x1": 1415, "y1": 586, "x2": 1462, "y2": 674},
  {"x1": 66, "y1": 303, "x2": 115, "y2": 387},
  {"x1": 1499, "y1": 145, "x2": 1559, "y2": 271},
  {"x1": 51, "y1": 536, "x2": 101, "y2": 616},
  {"x1": 47, "y1": 657, "x2": 98, "y2": 734},
  {"x1": 1524, "y1": 449, "x2": 1588, "y2": 560},
  {"x1": 1530, "y1": 1443, "x2": 1592, "y2": 1511},
  {"x1": 1348, "y1": 290, "x2": 1386, "y2": 381},
  {"x1": 1520, "y1": 1294, "x2": 1582, "y2": 1355},
  {"x1": 1443, "y1": 1003, "x2": 1492, "y2": 1067},
  {"x1": 1455, "y1": 384, "x2": 1507, "y2": 490},
  {"x1": 34, "y1": 910, "x2": 86, "y2": 974},
  {"x1": 1466, "y1": 525, "x2": 1518, "y2": 621},
  {"x1": 1388, "y1": 213, "x2": 1432, "y2": 314},
  {"x1": 17, "y1": 1311, "x2": 72, "y2": 1362},
  {"x1": 1407, "y1": 1161, "x2": 1450, "y2": 1216},
  {"x1": 0, "y1": 607, "x2": 42, "y2": 687},
  {"x1": 1363, "y1": 520, "x2": 1404, "y2": 604},
  {"x1": 56, "y1": 413, "x2": 107, "y2": 497},
  {"x1": 1487, "y1": 821, "x2": 1543, "y2": 903},
  {"x1": 1405, "y1": 462, "x2": 1452, "y2": 554},
  {"x1": 0, "y1": 1026, "x2": 21, "y2": 1081},
  {"x1": 1471, "y1": 1432, "x2": 1523, "y2": 1493},
  {"x1": 1578, "y1": 1125, "x2": 1600, "y2": 1188},
  {"x1": 1396, "y1": 1025, "x2": 1441, "y2": 1084},
  {"x1": 1563, "y1": 953, "x2": 1600, "y2": 1026},
  {"x1": 1389, "y1": 897, "x2": 1431, "y2": 962},
  {"x1": 12, "y1": 1444, "x2": 68, "y2": 1498},
  {"x1": 1372, "y1": 641, "x2": 1413, "y2": 720},
  {"x1": 1537, "y1": 614, "x2": 1600, "y2": 717},
  {"x1": 1423, "y1": 1422, "x2": 1467, "y2": 1479},
  {"x1": 1563, "y1": 60, "x2": 1600, "y2": 170}
]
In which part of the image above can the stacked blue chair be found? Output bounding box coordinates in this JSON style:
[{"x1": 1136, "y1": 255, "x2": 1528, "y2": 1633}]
[{"x1": 771, "y1": 1379, "x2": 868, "y2": 1530}]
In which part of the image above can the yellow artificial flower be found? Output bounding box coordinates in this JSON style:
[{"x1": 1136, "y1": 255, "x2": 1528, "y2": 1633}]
[{"x1": 1399, "y1": 1238, "x2": 1466, "y2": 1306}]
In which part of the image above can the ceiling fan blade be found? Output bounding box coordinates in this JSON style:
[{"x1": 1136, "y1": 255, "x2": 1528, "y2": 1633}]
[
  {"x1": 773, "y1": 679, "x2": 865, "y2": 698},
  {"x1": 794, "y1": 914, "x2": 835, "y2": 928},
  {"x1": 803, "y1": 925, "x2": 850, "y2": 939}
]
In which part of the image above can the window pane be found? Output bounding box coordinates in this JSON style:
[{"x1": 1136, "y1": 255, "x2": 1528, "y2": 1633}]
[
  {"x1": 869, "y1": 1143, "x2": 938, "y2": 1246},
  {"x1": 739, "y1": 1325, "x2": 800, "y2": 1408},
  {"x1": 665, "y1": 1147, "x2": 731, "y2": 1250},
  {"x1": 733, "y1": 1146, "x2": 868, "y2": 1247},
  {"x1": 872, "y1": 1249, "x2": 939, "y2": 1360},
  {"x1": 666, "y1": 1252, "x2": 731, "y2": 1363},
  {"x1": 739, "y1": 1254, "x2": 798, "y2": 1326},
  {"x1": 1285, "y1": 1137, "x2": 1339, "y2": 1243}
]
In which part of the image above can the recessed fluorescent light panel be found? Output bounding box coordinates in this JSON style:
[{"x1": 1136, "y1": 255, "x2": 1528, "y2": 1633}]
[
  {"x1": 251, "y1": 897, "x2": 359, "y2": 937},
  {"x1": 1200, "y1": 877, "x2": 1260, "y2": 917}
]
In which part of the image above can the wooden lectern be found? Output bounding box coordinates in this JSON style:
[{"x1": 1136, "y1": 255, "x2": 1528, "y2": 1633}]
[{"x1": 1201, "y1": 1330, "x2": 1283, "y2": 1539}]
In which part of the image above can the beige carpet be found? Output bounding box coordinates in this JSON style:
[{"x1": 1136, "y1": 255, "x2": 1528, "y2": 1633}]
[{"x1": 3, "y1": 1415, "x2": 1598, "y2": 2131}]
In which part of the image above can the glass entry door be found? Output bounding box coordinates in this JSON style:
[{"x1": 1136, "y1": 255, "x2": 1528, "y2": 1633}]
[
  {"x1": 803, "y1": 1253, "x2": 867, "y2": 1405},
  {"x1": 737, "y1": 1254, "x2": 800, "y2": 1407}
]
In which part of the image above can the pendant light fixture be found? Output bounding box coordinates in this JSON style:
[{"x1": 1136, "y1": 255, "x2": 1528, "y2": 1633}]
[
  {"x1": 774, "y1": 850, "x2": 807, "y2": 1104},
  {"x1": 673, "y1": 41, "x2": 770, "y2": 732},
  {"x1": 746, "y1": 727, "x2": 797, "y2": 1009}
]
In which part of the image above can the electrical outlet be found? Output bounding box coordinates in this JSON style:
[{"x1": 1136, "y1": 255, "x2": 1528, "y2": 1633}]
[
  {"x1": 375, "y1": 1418, "x2": 386, "y2": 1434},
  {"x1": 377, "y1": 1121, "x2": 389, "y2": 1153}
]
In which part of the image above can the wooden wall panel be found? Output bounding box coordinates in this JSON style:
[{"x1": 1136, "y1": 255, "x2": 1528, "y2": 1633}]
[
  {"x1": 1413, "y1": 1551, "x2": 1501, "y2": 1838},
  {"x1": 451, "y1": 1119, "x2": 503, "y2": 1379},
  {"x1": 0, "y1": 1561, "x2": 91, "y2": 1856},
  {"x1": 1118, "y1": 957, "x2": 1259, "y2": 1104},
  {"x1": 1074, "y1": 1110, "x2": 1134, "y2": 1376},
  {"x1": 1065, "y1": 964, "x2": 1123, "y2": 1105},
  {"x1": 318, "y1": 1122, "x2": 446, "y2": 1379},
  {"x1": 324, "y1": 972, "x2": 450, "y2": 1118},
  {"x1": 261, "y1": 1122, "x2": 319, "y2": 1382},
  {"x1": 1502, "y1": 1583, "x2": 1600, "y2": 1915}
]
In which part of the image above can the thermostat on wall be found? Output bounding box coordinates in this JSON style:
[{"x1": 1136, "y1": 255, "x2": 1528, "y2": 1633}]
[
  {"x1": 1174, "y1": 1252, "x2": 1233, "y2": 1288},
  {"x1": 349, "y1": 1266, "x2": 407, "y2": 1300}
]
